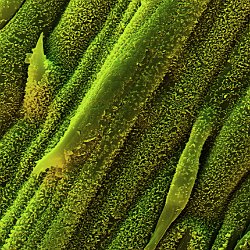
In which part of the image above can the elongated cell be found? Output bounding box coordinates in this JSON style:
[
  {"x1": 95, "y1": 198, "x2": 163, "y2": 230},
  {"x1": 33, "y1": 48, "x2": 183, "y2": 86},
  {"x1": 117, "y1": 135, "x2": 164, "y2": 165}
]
[
  {"x1": 0, "y1": 0, "x2": 249, "y2": 249},
  {"x1": 157, "y1": 19, "x2": 250, "y2": 250},
  {"x1": 38, "y1": 0, "x2": 138, "y2": 148},
  {"x1": 38, "y1": 1, "x2": 211, "y2": 249},
  {"x1": 62, "y1": 0, "x2": 250, "y2": 247},
  {"x1": 145, "y1": 108, "x2": 213, "y2": 250},
  {"x1": 27, "y1": 0, "x2": 161, "y2": 148},
  {"x1": 0, "y1": 0, "x2": 138, "y2": 225},
  {"x1": 100, "y1": 9, "x2": 250, "y2": 247},
  {"x1": 0, "y1": 0, "x2": 24, "y2": 29},
  {"x1": 106, "y1": 150, "x2": 182, "y2": 250},
  {"x1": 25, "y1": 32, "x2": 46, "y2": 82},
  {"x1": 33, "y1": 0, "x2": 210, "y2": 176},
  {"x1": 157, "y1": 83, "x2": 250, "y2": 248}
]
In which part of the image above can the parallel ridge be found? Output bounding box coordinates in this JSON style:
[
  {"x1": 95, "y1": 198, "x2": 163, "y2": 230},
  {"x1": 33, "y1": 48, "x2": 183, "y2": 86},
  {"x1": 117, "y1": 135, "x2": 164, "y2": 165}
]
[{"x1": 0, "y1": 0, "x2": 249, "y2": 250}]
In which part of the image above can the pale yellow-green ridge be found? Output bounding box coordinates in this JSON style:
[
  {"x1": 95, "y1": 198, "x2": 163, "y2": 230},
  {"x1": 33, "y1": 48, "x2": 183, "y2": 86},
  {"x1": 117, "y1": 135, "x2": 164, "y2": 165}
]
[
  {"x1": 106, "y1": 150, "x2": 182, "y2": 250},
  {"x1": 31, "y1": 0, "x2": 139, "y2": 175},
  {"x1": 23, "y1": 33, "x2": 53, "y2": 122},
  {"x1": 25, "y1": 33, "x2": 46, "y2": 82},
  {"x1": 33, "y1": 0, "x2": 209, "y2": 179},
  {"x1": 31, "y1": 0, "x2": 163, "y2": 176},
  {"x1": 0, "y1": 1, "x2": 139, "y2": 247},
  {"x1": 158, "y1": 85, "x2": 250, "y2": 249},
  {"x1": 5, "y1": 2, "x2": 142, "y2": 249},
  {"x1": 0, "y1": 0, "x2": 136, "y2": 221},
  {"x1": 112, "y1": 2, "x2": 250, "y2": 248},
  {"x1": 186, "y1": 86, "x2": 250, "y2": 221},
  {"x1": 0, "y1": 52, "x2": 65, "y2": 217},
  {"x1": 0, "y1": 57, "x2": 63, "y2": 219},
  {"x1": 145, "y1": 108, "x2": 213, "y2": 250}
]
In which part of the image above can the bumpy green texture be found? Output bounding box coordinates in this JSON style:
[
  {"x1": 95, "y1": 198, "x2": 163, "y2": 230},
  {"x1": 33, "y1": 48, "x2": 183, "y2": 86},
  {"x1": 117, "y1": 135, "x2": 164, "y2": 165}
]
[
  {"x1": 212, "y1": 175, "x2": 250, "y2": 250},
  {"x1": 0, "y1": 0, "x2": 249, "y2": 249},
  {"x1": 0, "y1": 0, "x2": 24, "y2": 29},
  {"x1": 0, "y1": 0, "x2": 69, "y2": 137}
]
